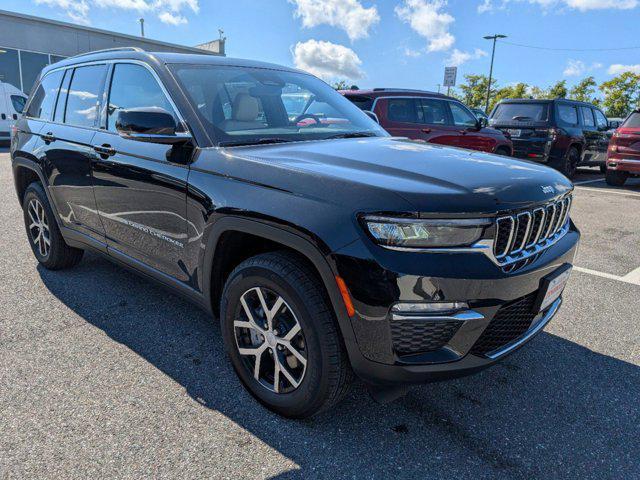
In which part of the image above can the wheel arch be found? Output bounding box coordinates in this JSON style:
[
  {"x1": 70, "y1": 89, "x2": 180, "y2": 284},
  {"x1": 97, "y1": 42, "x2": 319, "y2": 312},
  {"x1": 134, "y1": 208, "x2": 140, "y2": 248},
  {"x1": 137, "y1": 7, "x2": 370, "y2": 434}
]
[{"x1": 202, "y1": 217, "x2": 358, "y2": 349}]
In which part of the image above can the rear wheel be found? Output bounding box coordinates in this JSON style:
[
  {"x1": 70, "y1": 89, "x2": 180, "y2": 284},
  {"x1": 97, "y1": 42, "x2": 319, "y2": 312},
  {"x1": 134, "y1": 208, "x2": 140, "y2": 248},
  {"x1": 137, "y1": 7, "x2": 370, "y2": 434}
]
[
  {"x1": 605, "y1": 169, "x2": 628, "y2": 186},
  {"x1": 220, "y1": 252, "x2": 353, "y2": 418},
  {"x1": 495, "y1": 146, "x2": 511, "y2": 157},
  {"x1": 551, "y1": 146, "x2": 579, "y2": 178},
  {"x1": 22, "y1": 182, "x2": 84, "y2": 270}
]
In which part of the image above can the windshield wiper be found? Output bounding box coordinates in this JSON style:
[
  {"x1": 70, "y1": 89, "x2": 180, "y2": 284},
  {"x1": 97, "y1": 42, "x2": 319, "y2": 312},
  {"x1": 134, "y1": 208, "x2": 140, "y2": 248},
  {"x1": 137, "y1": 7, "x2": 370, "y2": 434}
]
[
  {"x1": 218, "y1": 138, "x2": 294, "y2": 147},
  {"x1": 324, "y1": 132, "x2": 377, "y2": 140}
]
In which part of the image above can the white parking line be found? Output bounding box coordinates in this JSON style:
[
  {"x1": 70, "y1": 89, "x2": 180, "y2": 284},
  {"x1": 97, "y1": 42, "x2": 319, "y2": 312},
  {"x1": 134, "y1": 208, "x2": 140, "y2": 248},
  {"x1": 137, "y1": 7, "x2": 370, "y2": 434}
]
[
  {"x1": 574, "y1": 186, "x2": 640, "y2": 198},
  {"x1": 574, "y1": 179, "x2": 605, "y2": 185},
  {"x1": 574, "y1": 266, "x2": 640, "y2": 286}
]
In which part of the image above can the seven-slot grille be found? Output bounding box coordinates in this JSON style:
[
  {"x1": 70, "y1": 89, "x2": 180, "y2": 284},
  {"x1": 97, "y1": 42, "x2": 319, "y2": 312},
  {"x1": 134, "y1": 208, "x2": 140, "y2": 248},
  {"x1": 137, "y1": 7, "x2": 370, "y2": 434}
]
[{"x1": 494, "y1": 195, "x2": 572, "y2": 262}]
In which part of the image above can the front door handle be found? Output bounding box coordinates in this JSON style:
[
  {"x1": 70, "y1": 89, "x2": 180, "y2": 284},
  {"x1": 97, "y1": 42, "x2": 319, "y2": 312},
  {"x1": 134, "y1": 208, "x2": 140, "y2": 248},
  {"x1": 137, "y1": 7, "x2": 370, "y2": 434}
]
[
  {"x1": 42, "y1": 132, "x2": 56, "y2": 143},
  {"x1": 93, "y1": 144, "x2": 116, "y2": 157}
]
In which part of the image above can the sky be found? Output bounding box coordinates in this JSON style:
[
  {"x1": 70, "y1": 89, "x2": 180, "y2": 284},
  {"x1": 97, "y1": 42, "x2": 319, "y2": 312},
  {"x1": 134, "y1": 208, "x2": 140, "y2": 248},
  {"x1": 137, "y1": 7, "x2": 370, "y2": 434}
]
[{"x1": 3, "y1": 0, "x2": 640, "y2": 93}]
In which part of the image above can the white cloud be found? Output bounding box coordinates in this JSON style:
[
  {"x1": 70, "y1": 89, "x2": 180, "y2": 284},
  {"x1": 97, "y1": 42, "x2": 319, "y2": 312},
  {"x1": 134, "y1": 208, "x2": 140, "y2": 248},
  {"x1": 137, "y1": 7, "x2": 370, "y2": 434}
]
[
  {"x1": 608, "y1": 64, "x2": 640, "y2": 75},
  {"x1": 479, "y1": 0, "x2": 638, "y2": 12},
  {"x1": 34, "y1": 0, "x2": 198, "y2": 25},
  {"x1": 158, "y1": 11, "x2": 187, "y2": 24},
  {"x1": 445, "y1": 48, "x2": 487, "y2": 67},
  {"x1": 395, "y1": 0, "x2": 455, "y2": 53},
  {"x1": 289, "y1": 0, "x2": 379, "y2": 41},
  {"x1": 403, "y1": 47, "x2": 423, "y2": 57},
  {"x1": 292, "y1": 39, "x2": 364, "y2": 81},
  {"x1": 563, "y1": 59, "x2": 602, "y2": 76}
]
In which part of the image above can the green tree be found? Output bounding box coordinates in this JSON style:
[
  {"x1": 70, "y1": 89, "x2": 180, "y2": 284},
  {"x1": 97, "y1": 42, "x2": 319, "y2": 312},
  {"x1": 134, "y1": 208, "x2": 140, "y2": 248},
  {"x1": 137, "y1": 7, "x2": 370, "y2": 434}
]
[
  {"x1": 569, "y1": 76, "x2": 598, "y2": 103},
  {"x1": 547, "y1": 80, "x2": 568, "y2": 99},
  {"x1": 600, "y1": 72, "x2": 640, "y2": 117},
  {"x1": 529, "y1": 85, "x2": 547, "y2": 99},
  {"x1": 454, "y1": 74, "x2": 497, "y2": 110},
  {"x1": 332, "y1": 80, "x2": 350, "y2": 90},
  {"x1": 491, "y1": 82, "x2": 529, "y2": 111}
]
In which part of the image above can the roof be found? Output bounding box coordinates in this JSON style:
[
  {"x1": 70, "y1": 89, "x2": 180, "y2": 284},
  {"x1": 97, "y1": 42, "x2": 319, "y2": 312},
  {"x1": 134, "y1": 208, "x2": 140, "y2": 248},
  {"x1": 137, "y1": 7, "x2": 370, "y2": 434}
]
[
  {"x1": 0, "y1": 9, "x2": 217, "y2": 56},
  {"x1": 338, "y1": 88, "x2": 454, "y2": 100},
  {"x1": 42, "y1": 49, "x2": 303, "y2": 76},
  {"x1": 498, "y1": 97, "x2": 596, "y2": 107}
]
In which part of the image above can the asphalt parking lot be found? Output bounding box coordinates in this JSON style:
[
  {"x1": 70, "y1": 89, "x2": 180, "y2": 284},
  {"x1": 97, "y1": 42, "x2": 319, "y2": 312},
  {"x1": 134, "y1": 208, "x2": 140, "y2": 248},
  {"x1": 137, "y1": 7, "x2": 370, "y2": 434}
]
[{"x1": 1, "y1": 149, "x2": 639, "y2": 479}]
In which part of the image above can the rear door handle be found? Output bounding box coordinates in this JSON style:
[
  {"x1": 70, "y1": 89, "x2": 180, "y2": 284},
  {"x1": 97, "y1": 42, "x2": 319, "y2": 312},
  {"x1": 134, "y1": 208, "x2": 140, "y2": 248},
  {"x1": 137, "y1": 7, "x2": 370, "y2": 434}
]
[
  {"x1": 93, "y1": 144, "x2": 116, "y2": 157},
  {"x1": 1, "y1": 114, "x2": 6, "y2": 120},
  {"x1": 42, "y1": 132, "x2": 56, "y2": 143},
  {"x1": 421, "y1": 128, "x2": 432, "y2": 134}
]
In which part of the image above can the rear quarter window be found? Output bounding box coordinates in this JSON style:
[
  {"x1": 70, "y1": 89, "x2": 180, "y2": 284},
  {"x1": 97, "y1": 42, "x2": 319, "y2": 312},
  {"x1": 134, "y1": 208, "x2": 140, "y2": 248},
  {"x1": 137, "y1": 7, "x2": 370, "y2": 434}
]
[
  {"x1": 25, "y1": 69, "x2": 65, "y2": 120},
  {"x1": 345, "y1": 95, "x2": 373, "y2": 112}
]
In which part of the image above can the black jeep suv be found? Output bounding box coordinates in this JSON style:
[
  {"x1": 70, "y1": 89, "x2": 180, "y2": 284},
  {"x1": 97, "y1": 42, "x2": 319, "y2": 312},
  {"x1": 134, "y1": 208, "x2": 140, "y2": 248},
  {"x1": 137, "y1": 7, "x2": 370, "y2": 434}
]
[
  {"x1": 12, "y1": 48, "x2": 580, "y2": 418},
  {"x1": 490, "y1": 98, "x2": 611, "y2": 178}
]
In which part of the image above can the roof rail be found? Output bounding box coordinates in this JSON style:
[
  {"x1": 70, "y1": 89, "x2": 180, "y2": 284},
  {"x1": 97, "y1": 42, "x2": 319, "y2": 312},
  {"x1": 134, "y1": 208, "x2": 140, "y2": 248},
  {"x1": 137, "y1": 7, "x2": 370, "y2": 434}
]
[{"x1": 67, "y1": 46, "x2": 145, "y2": 61}]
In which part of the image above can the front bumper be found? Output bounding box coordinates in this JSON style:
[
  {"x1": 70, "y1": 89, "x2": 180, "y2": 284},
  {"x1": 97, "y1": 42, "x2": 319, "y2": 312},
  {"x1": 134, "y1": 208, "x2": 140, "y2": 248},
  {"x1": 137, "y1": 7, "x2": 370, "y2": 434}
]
[{"x1": 331, "y1": 223, "x2": 580, "y2": 385}]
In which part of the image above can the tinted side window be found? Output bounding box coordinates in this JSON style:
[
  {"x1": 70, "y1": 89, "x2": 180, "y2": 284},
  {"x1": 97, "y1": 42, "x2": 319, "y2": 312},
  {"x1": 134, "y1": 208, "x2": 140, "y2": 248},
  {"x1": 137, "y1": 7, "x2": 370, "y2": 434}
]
[
  {"x1": 449, "y1": 102, "x2": 477, "y2": 127},
  {"x1": 107, "y1": 63, "x2": 177, "y2": 132},
  {"x1": 11, "y1": 95, "x2": 27, "y2": 113},
  {"x1": 25, "y1": 69, "x2": 64, "y2": 120},
  {"x1": 65, "y1": 65, "x2": 107, "y2": 128},
  {"x1": 580, "y1": 106, "x2": 595, "y2": 127},
  {"x1": 557, "y1": 105, "x2": 578, "y2": 125},
  {"x1": 594, "y1": 109, "x2": 608, "y2": 129},
  {"x1": 387, "y1": 98, "x2": 418, "y2": 123},
  {"x1": 419, "y1": 98, "x2": 449, "y2": 125}
]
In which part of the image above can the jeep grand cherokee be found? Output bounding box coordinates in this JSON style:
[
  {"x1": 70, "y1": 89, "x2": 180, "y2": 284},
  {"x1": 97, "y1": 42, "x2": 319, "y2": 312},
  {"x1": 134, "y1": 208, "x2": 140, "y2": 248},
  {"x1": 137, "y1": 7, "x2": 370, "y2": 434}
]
[{"x1": 11, "y1": 48, "x2": 580, "y2": 418}]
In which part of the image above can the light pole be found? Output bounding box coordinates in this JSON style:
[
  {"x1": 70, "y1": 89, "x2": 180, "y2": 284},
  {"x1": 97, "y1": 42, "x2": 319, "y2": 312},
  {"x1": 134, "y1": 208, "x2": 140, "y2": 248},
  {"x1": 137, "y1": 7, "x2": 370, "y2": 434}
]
[{"x1": 483, "y1": 34, "x2": 506, "y2": 113}]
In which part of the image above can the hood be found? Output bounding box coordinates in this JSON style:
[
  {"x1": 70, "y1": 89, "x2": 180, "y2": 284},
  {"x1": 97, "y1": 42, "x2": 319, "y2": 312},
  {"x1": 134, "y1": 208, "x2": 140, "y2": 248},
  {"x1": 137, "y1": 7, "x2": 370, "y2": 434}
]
[{"x1": 207, "y1": 137, "x2": 572, "y2": 215}]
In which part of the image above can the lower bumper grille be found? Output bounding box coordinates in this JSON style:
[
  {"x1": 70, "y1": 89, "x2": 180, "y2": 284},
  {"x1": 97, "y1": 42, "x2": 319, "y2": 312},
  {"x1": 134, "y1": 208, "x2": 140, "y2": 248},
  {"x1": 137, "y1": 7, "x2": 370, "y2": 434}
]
[
  {"x1": 391, "y1": 320, "x2": 461, "y2": 355},
  {"x1": 470, "y1": 292, "x2": 539, "y2": 356}
]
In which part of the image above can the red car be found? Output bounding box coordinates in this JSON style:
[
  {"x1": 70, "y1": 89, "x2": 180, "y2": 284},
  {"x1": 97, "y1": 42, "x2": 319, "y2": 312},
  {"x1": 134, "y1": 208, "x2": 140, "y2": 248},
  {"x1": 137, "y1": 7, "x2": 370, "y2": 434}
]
[
  {"x1": 340, "y1": 88, "x2": 513, "y2": 155},
  {"x1": 606, "y1": 109, "x2": 640, "y2": 186}
]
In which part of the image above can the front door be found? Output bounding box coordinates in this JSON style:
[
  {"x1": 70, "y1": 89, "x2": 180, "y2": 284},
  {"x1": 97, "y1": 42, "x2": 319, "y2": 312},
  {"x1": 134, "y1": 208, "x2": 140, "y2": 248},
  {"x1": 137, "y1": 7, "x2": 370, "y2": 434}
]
[
  {"x1": 593, "y1": 108, "x2": 611, "y2": 163},
  {"x1": 91, "y1": 62, "x2": 191, "y2": 281},
  {"x1": 448, "y1": 101, "x2": 493, "y2": 152},
  {"x1": 579, "y1": 106, "x2": 599, "y2": 164}
]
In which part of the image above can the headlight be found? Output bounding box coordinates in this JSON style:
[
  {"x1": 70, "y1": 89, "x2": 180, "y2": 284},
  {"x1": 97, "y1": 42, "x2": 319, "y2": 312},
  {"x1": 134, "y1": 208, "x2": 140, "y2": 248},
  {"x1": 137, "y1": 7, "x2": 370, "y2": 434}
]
[{"x1": 363, "y1": 215, "x2": 490, "y2": 248}]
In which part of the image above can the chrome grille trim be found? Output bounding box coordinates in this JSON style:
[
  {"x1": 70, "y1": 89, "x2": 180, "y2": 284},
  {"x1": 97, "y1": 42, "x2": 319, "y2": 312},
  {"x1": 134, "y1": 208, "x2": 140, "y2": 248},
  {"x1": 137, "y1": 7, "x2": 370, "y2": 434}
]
[{"x1": 492, "y1": 194, "x2": 572, "y2": 265}]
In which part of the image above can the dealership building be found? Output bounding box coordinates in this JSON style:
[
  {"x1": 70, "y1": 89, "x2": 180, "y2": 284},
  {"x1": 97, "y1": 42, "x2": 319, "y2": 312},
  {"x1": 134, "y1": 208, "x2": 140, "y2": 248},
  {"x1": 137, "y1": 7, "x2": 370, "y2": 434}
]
[{"x1": 0, "y1": 9, "x2": 225, "y2": 95}]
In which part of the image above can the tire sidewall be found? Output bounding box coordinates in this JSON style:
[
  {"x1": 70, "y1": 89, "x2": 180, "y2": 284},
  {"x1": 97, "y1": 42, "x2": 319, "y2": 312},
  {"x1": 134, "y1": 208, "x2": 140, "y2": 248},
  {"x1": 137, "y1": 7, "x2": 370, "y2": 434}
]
[
  {"x1": 220, "y1": 264, "x2": 331, "y2": 416},
  {"x1": 22, "y1": 185, "x2": 55, "y2": 265}
]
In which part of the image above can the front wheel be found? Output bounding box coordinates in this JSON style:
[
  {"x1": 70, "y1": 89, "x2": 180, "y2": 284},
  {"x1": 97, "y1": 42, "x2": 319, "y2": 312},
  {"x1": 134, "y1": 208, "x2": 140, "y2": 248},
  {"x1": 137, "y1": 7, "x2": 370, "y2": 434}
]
[
  {"x1": 605, "y1": 169, "x2": 628, "y2": 186},
  {"x1": 220, "y1": 252, "x2": 353, "y2": 418}
]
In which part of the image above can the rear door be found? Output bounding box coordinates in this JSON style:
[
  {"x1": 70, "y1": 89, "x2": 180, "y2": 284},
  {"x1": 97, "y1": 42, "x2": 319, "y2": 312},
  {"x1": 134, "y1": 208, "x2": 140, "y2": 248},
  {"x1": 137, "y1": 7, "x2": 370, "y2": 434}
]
[
  {"x1": 37, "y1": 65, "x2": 107, "y2": 240},
  {"x1": 579, "y1": 106, "x2": 599, "y2": 164},
  {"x1": 91, "y1": 62, "x2": 191, "y2": 281},
  {"x1": 380, "y1": 97, "x2": 426, "y2": 139}
]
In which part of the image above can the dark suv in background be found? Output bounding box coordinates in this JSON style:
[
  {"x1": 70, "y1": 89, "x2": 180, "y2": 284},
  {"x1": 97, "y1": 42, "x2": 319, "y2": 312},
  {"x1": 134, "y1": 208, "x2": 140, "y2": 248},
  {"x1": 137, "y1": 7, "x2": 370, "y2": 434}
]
[
  {"x1": 341, "y1": 89, "x2": 513, "y2": 156},
  {"x1": 12, "y1": 48, "x2": 579, "y2": 418},
  {"x1": 490, "y1": 98, "x2": 611, "y2": 178}
]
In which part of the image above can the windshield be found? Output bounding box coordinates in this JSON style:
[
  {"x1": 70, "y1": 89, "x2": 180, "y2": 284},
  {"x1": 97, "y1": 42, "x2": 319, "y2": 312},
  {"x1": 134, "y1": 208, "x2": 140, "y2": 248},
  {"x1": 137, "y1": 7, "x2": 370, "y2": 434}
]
[
  {"x1": 170, "y1": 65, "x2": 386, "y2": 146},
  {"x1": 491, "y1": 103, "x2": 549, "y2": 123}
]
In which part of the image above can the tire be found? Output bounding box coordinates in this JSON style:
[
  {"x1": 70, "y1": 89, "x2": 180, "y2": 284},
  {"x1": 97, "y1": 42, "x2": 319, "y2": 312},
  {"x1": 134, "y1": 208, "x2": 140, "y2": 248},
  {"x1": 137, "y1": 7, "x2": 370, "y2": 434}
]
[
  {"x1": 605, "y1": 169, "x2": 628, "y2": 186},
  {"x1": 220, "y1": 251, "x2": 353, "y2": 418},
  {"x1": 599, "y1": 164, "x2": 607, "y2": 174},
  {"x1": 495, "y1": 147, "x2": 511, "y2": 157},
  {"x1": 550, "y1": 146, "x2": 579, "y2": 178},
  {"x1": 22, "y1": 182, "x2": 84, "y2": 270}
]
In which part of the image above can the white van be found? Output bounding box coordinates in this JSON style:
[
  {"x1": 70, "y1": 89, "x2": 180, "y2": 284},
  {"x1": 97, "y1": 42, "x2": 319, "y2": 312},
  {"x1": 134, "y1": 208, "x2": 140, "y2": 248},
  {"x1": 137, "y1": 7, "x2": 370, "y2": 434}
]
[{"x1": 0, "y1": 81, "x2": 27, "y2": 143}]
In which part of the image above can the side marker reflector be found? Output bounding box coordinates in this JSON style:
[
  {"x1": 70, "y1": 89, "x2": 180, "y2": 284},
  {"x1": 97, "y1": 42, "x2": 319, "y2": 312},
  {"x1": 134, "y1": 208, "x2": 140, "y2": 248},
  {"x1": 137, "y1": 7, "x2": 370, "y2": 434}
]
[{"x1": 335, "y1": 276, "x2": 355, "y2": 317}]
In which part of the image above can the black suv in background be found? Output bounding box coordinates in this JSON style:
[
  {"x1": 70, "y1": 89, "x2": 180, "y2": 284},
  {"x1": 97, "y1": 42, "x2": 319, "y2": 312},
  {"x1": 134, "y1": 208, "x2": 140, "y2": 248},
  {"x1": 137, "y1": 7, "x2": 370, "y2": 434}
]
[
  {"x1": 12, "y1": 48, "x2": 580, "y2": 418},
  {"x1": 490, "y1": 99, "x2": 611, "y2": 178}
]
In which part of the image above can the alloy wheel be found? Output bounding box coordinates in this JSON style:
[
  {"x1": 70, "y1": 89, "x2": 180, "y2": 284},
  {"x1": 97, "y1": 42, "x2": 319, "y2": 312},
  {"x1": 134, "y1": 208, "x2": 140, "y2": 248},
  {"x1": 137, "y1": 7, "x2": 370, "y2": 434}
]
[
  {"x1": 27, "y1": 198, "x2": 50, "y2": 258},
  {"x1": 234, "y1": 287, "x2": 307, "y2": 394}
]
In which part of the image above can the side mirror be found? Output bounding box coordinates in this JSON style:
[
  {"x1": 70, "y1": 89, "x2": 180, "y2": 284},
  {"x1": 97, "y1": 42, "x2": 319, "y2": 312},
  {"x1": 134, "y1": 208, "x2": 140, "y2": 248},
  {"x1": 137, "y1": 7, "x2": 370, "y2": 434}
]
[
  {"x1": 116, "y1": 107, "x2": 191, "y2": 145},
  {"x1": 476, "y1": 118, "x2": 487, "y2": 129},
  {"x1": 363, "y1": 110, "x2": 379, "y2": 124}
]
